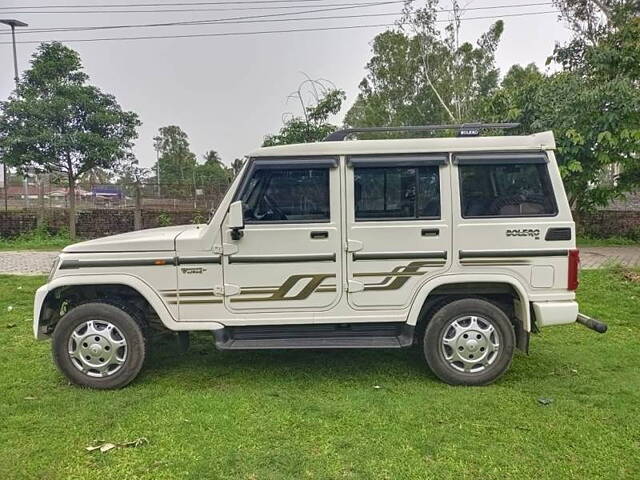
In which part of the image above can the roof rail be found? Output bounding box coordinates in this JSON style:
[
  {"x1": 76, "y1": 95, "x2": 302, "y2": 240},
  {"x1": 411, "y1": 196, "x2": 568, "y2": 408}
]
[{"x1": 323, "y1": 123, "x2": 520, "y2": 142}]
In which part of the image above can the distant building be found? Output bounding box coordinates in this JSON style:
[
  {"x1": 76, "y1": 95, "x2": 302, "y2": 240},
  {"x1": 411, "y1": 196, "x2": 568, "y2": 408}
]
[{"x1": 91, "y1": 186, "x2": 124, "y2": 200}]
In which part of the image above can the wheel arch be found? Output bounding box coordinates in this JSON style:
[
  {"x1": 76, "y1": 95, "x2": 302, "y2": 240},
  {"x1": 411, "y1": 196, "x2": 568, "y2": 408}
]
[
  {"x1": 34, "y1": 274, "x2": 178, "y2": 340},
  {"x1": 407, "y1": 274, "x2": 531, "y2": 332}
]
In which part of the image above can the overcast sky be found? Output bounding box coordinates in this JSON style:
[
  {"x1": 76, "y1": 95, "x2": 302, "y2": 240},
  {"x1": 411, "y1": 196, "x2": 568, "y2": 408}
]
[{"x1": 0, "y1": 0, "x2": 572, "y2": 169}]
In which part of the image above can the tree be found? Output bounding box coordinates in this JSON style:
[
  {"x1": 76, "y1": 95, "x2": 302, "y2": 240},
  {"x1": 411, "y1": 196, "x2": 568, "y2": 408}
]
[
  {"x1": 152, "y1": 125, "x2": 197, "y2": 196},
  {"x1": 345, "y1": 0, "x2": 503, "y2": 129},
  {"x1": 117, "y1": 157, "x2": 150, "y2": 229},
  {"x1": 550, "y1": 0, "x2": 636, "y2": 69},
  {"x1": 0, "y1": 42, "x2": 140, "y2": 238},
  {"x1": 195, "y1": 150, "x2": 231, "y2": 194},
  {"x1": 118, "y1": 156, "x2": 150, "y2": 192},
  {"x1": 482, "y1": 4, "x2": 640, "y2": 212},
  {"x1": 263, "y1": 78, "x2": 346, "y2": 146},
  {"x1": 230, "y1": 158, "x2": 245, "y2": 178},
  {"x1": 79, "y1": 167, "x2": 114, "y2": 187}
]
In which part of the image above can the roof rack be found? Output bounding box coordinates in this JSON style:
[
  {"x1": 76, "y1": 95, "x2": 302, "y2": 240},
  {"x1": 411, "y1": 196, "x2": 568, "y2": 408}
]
[{"x1": 323, "y1": 123, "x2": 520, "y2": 142}]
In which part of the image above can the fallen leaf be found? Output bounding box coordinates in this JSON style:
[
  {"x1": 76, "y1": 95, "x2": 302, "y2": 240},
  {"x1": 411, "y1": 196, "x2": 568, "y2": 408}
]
[
  {"x1": 622, "y1": 270, "x2": 640, "y2": 283},
  {"x1": 120, "y1": 438, "x2": 149, "y2": 448},
  {"x1": 537, "y1": 397, "x2": 554, "y2": 406},
  {"x1": 86, "y1": 437, "x2": 148, "y2": 453}
]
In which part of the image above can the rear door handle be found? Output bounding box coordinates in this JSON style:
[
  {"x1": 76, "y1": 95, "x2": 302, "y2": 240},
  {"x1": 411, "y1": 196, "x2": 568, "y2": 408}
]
[
  {"x1": 421, "y1": 228, "x2": 439, "y2": 237},
  {"x1": 310, "y1": 231, "x2": 329, "y2": 239}
]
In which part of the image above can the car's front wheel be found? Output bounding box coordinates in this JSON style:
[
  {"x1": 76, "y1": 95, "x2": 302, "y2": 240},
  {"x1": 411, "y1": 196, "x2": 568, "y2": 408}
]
[
  {"x1": 52, "y1": 302, "x2": 147, "y2": 389},
  {"x1": 423, "y1": 298, "x2": 515, "y2": 386}
]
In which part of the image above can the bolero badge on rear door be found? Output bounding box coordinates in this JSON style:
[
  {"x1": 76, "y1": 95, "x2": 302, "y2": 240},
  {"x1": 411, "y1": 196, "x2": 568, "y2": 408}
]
[{"x1": 506, "y1": 228, "x2": 541, "y2": 240}]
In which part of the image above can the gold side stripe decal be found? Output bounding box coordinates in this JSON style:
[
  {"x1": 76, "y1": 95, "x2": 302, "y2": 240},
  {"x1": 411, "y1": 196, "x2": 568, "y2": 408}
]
[
  {"x1": 168, "y1": 299, "x2": 223, "y2": 305},
  {"x1": 163, "y1": 261, "x2": 435, "y2": 303}
]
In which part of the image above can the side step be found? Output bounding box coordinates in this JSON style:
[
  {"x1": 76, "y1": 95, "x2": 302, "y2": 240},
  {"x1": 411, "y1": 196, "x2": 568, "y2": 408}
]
[{"x1": 213, "y1": 323, "x2": 414, "y2": 351}]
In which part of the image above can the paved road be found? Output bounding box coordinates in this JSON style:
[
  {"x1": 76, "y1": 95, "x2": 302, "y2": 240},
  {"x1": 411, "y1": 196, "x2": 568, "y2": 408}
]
[
  {"x1": 0, "y1": 247, "x2": 638, "y2": 275},
  {"x1": 0, "y1": 251, "x2": 59, "y2": 275},
  {"x1": 579, "y1": 246, "x2": 640, "y2": 269}
]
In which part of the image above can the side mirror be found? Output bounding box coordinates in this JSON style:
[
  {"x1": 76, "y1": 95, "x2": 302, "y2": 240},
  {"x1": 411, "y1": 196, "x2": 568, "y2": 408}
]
[{"x1": 228, "y1": 200, "x2": 244, "y2": 240}]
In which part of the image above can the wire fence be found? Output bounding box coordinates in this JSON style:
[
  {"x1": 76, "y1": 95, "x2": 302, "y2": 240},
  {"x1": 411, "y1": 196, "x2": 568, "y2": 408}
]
[{"x1": 0, "y1": 180, "x2": 231, "y2": 212}]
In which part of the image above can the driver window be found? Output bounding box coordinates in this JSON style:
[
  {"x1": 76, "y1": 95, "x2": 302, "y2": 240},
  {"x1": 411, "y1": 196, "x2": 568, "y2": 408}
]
[{"x1": 241, "y1": 167, "x2": 330, "y2": 223}]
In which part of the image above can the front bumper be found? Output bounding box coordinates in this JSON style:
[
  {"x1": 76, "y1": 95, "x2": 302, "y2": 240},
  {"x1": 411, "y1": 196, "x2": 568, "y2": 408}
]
[
  {"x1": 33, "y1": 284, "x2": 50, "y2": 340},
  {"x1": 532, "y1": 300, "x2": 579, "y2": 328}
]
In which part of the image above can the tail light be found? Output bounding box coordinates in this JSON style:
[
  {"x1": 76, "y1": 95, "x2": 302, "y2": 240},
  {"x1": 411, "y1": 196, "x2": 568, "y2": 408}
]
[{"x1": 568, "y1": 249, "x2": 580, "y2": 290}]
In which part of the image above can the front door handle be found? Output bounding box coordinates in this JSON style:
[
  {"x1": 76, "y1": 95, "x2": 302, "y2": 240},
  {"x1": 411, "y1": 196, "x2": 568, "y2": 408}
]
[
  {"x1": 421, "y1": 228, "x2": 439, "y2": 237},
  {"x1": 310, "y1": 231, "x2": 329, "y2": 239}
]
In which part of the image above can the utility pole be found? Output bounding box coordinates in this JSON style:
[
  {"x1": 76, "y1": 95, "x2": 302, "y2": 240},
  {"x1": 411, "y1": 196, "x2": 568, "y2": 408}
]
[
  {"x1": 155, "y1": 144, "x2": 161, "y2": 196},
  {"x1": 0, "y1": 19, "x2": 28, "y2": 212}
]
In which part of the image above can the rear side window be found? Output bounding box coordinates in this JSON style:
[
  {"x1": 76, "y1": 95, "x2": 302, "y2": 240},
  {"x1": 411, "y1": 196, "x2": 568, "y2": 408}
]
[
  {"x1": 459, "y1": 163, "x2": 557, "y2": 218},
  {"x1": 241, "y1": 167, "x2": 329, "y2": 223},
  {"x1": 354, "y1": 166, "x2": 440, "y2": 220}
]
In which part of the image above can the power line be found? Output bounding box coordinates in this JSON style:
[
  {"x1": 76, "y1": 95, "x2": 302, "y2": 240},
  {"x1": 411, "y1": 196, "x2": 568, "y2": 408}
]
[
  {"x1": 0, "y1": 0, "x2": 342, "y2": 8},
  {"x1": 0, "y1": 10, "x2": 560, "y2": 45},
  {"x1": 0, "y1": 2, "x2": 554, "y2": 35},
  {"x1": 0, "y1": 5, "x2": 395, "y2": 15},
  {"x1": 0, "y1": 0, "x2": 553, "y2": 14},
  {"x1": 0, "y1": 1, "x2": 402, "y2": 36},
  {"x1": 0, "y1": 0, "x2": 397, "y2": 15},
  {"x1": 3, "y1": 9, "x2": 557, "y2": 36},
  {"x1": 16, "y1": 12, "x2": 406, "y2": 35},
  {"x1": 0, "y1": 1, "x2": 402, "y2": 35}
]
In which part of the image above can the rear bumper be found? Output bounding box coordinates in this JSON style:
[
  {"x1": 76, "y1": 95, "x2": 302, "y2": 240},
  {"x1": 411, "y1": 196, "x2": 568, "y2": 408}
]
[{"x1": 532, "y1": 300, "x2": 579, "y2": 328}]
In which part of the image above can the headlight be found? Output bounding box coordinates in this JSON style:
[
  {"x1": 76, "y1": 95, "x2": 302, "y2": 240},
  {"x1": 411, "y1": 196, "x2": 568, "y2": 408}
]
[{"x1": 48, "y1": 256, "x2": 60, "y2": 282}]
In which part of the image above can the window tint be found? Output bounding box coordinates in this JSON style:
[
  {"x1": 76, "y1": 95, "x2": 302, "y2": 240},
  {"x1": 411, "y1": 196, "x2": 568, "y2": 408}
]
[
  {"x1": 354, "y1": 166, "x2": 440, "y2": 220},
  {"x1": 459, "y1": 163, "x2": 557, "y2": 217},
  {"x1": 242, "y1": 167, "x2": 329, "y2": 222}
]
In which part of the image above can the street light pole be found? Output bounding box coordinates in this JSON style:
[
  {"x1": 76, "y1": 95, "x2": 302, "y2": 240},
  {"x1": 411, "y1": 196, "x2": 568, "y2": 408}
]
[
  {"x1": 155, "y1": 145, "x2": 161, "y2": 196},
  {"x1": 1, "y1": 19, "x2": 28, "y2": 212}
]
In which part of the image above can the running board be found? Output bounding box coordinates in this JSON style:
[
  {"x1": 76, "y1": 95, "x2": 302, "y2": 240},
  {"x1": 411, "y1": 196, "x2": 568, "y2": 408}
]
[{"x1": 213, "y1": 323, "x2": 414, "y2": 350}]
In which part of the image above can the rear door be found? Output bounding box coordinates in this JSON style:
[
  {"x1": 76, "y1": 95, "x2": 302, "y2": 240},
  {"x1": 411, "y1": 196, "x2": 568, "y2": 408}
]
[
  {"x1": 222, "y1": 156, "x2": 342, "y2": 314},
  {"x1": 344, "y1": 154, "x2": 452, "y2": 309},
  {"x1": 452, "y1": 152, "x2": 573, "y2": 291}
]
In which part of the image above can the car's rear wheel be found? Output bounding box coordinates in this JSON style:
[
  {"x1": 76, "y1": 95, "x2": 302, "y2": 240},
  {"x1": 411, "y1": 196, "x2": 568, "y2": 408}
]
[
  {"x1": 52, "y1": 302, "x2": 147, "y2": 389},
  {"x1": 423, "y1": 298, "x2": 515, "y2": 386}
]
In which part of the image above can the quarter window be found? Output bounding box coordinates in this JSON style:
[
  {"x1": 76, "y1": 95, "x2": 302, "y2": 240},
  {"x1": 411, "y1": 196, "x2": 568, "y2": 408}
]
[
  {"x1": 354, "y1": 166, "x2": 440, "y2": 220},
  {"x1": 241, "y1": 167, "x2": 330, "y2": 223},
  {"x1": 459, "y1": 163, "x2": 557, "y2": 217}
]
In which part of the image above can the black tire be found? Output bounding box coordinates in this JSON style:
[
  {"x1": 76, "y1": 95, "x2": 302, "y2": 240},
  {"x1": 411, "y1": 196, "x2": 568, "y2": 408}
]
[
  {"x1": 423, "y1": 298, "x2": 515, "y2": 386},
  {"x1": 52, "y1": 302, "x2": 147, "y2": 389}
]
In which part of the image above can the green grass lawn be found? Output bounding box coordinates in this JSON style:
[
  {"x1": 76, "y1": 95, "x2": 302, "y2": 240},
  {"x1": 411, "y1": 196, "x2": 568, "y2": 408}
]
[
  {"x1": 1, "y1": 271, "x2": 639, "y2": 479},
  {"x1": 0, "y1": 229, "x2": 75, "y2": 251}
]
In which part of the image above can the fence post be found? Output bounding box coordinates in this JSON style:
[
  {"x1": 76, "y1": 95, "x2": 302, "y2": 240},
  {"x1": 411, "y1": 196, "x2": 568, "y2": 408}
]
[
  {"x1": 134, "y1": 181, "x2": 142, "y2": 231},
  {"x1": 36, "y1": 176, "x2": 46, "y2": 229}
]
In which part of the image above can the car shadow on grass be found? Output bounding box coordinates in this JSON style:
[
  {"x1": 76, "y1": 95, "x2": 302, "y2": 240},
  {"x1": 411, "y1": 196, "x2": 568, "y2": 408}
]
[
  {"x1": 139, "y1": 331, "x2": 441, "y2": 388},
  {"x1": 137, "y1": 331, "x2": 573, "y2": 391}
]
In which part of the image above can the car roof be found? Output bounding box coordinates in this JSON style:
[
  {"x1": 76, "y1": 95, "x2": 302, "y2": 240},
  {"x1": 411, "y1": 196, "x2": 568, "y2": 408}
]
[{"x1": 250, "y1": 131, "x2": 555, "y2": 158}]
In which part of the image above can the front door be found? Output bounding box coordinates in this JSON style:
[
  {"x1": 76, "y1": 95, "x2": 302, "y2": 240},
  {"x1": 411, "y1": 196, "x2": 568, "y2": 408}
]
[
  {"x1": 222, "y1": 157, "x2": 342, "y2": 314},
  {"x1": 344, "y1": 154, "x2": 452, "y2": 309}
]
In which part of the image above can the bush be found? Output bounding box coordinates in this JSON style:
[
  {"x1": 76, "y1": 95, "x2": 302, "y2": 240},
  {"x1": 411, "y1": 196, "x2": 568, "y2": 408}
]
[{"x1": 157, "y1": 212, "x2": 173, "y2": 227}]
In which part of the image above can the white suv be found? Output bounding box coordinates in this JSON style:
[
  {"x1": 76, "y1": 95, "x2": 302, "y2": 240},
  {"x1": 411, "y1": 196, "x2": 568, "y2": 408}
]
[{"x1": 34, "y1": 125, "x2": 606, "y2": 389}]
